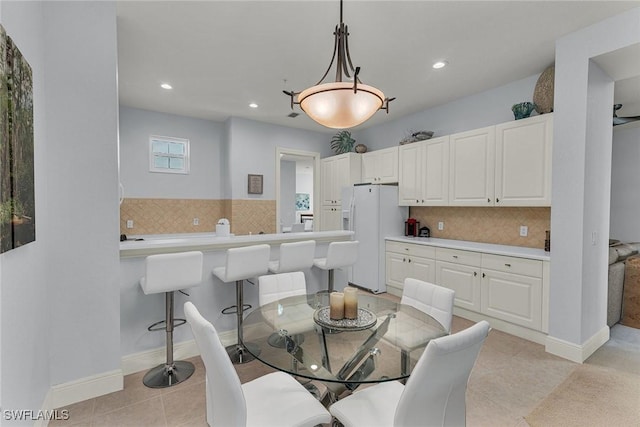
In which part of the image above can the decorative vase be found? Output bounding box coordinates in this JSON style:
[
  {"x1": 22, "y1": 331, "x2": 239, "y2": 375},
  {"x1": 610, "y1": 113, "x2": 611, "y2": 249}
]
[
  {"x1": 533, "y1": 65, "x2": 554, "y2": 114},
  {"x1": 354, "y1": 143, "x2": 368, "y2": 153},
  {"x1": 512, "y1": 102, "x2": 536, "y2": 120}
]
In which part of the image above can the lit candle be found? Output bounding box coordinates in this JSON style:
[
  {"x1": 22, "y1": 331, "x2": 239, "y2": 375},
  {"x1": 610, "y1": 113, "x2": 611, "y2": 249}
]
[
  {"x1": 344, "y1": 287, "x2": 358, "y2": 319},
  {"x1": 329, "y1": 292, "x2": 345, "y2": 320}
]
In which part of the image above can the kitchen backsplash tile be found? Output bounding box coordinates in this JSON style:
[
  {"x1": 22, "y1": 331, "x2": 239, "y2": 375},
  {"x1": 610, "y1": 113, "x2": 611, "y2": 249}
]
[
  {"x1": 120, "y1": 198, "x2": 277, "y2": 236},
  {"x1": 120, "y1": 198, "x2": 228, "y2": 235},
  {"x1": 410, "y1": 206, "x2": 551, "y2": 249}
]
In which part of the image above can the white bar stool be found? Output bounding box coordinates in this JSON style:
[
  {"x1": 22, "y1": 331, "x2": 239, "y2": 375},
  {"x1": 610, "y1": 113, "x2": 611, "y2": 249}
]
[
  {"x1": 139, "y1": 251, "x2": 203, "y2": 388},
  {"x1": 213, "y1": 244, "x2": 270, "y2": 364},
  {"x1": 268, "y1": 240, "x2": 316, "y2": 274},
  {"x1": 313, "y1": 241, "x2": 359, "y2": 293}
]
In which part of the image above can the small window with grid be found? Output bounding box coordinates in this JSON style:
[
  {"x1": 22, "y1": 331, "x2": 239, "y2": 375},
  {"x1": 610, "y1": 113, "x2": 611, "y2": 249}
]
[{"x1": 149, "y1": 135, "x2": 189, "y2": 174}]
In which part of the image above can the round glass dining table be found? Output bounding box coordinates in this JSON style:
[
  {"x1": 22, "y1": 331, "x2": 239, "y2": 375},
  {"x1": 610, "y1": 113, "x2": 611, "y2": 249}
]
[{"x1": 241, "y1": 292, "x2": 447, "y2": 394}]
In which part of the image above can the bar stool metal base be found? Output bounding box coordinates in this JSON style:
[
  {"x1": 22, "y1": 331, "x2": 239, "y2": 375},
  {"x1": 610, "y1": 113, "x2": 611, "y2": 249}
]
[
  {"x1": 142, "y1": 360, "x2": 194, "y2": 388},
  {"x1": 225, "y1": 342, "x2": 261, "y2": 364}
]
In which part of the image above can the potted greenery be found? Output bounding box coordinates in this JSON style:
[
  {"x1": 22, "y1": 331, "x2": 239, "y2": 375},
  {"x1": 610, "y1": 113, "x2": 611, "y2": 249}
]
[{"x1": 330, "y1": 130, "x2": 356, "y2": 154}]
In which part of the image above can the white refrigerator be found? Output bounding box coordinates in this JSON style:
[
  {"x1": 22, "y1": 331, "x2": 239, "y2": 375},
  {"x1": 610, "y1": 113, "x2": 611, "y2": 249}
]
[{"x1": 341, "y1": 184, "x2": 408, "y2": 293}]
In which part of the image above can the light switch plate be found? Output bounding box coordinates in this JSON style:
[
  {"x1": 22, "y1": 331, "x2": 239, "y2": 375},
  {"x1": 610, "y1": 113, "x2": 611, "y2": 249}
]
[
  {"x1": 126, "y1": 220, "x2": 133, "y2": 229},
  {"x1": 519, "y1": 225, "x2": 528, "y2": 237},
  {"x1": 438, "y1": 221, "x2": 444, "y2": 231}
]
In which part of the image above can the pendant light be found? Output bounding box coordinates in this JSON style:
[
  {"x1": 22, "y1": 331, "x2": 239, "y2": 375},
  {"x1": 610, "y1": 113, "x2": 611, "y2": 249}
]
[{"x1": 283, "y1": 0, "x2": 394, "y2": 129}]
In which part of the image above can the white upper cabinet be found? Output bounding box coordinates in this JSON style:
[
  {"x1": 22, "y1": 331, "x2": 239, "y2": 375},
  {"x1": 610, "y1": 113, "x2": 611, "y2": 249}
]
[
  {"x1": 361, "y1": 146, "x2": 399, "y2": 184},
  {"x1": 398, "y1": 142, "x2": 424, "y2": 206},
  {"x1": 495, "y1": 114, "x2": 553, "y2": 206},
  {"x1": 320, "y1": 153, "x2": 362, "y2": 206},
  {"x1": 398, "y1": 136, "x2": 449, "y2": 206},
  {"x1": 449, "y1": 126, "x2": 496, "y2": 206}
]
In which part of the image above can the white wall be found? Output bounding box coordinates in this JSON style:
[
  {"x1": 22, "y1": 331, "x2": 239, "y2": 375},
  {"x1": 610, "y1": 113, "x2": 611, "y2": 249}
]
[
  {"x1": 42, "y1": 0, "x2": 121, "y2": 387},
  {"x1": 227, "y1": 117, "x2": 332, "y2": 199},
  {"x1": 354, "y1": 74, "x2": 540, "y2": 150},
  {"x1": 610, "y1": 126, "x2": 640, "y2": 241},
  {"x1": 280, "y1": 160, "x2": 296, "y2": 226},
  {"x1": 0, "y1": 0, "x2": 51, "y2": 417},
  {"x1": 549, "y1": 7, "x2": 640, "y2": 359},
  {"x1": 0, "y1": 0, "x2": 121, "y2": 416},
  {"x1": 119, "y1": 106, "x2": 225, "y2": 199}
]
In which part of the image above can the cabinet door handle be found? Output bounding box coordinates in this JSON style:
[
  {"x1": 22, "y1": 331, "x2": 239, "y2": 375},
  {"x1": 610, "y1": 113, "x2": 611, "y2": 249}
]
[
  {"x1": 405, "y1": 248, "x2": 409, "y2": 251},
  {"x1": 505, "y1": 263, "x2": 511, "y2": 267},
  {"x1": 403, "y1": 258, "x2": 406, "y2": 262},
  {"x1": 416, "y1": 199, "x2": 419, "y2": 203},
  {"x1": 487, "y1": 198, "x2": 491, "y2": 203},
  {"x1": 408, "y1": 259, "x2": 411, "y2": 263},
  {"x1": 452, "y1": 255, "x2": 458, "y2": 259},
  {"x1": 482, "y1": 272, "x2": 486, "y2": 278},
  {"x1": 496, "y1": 197, "x2": 500, "y2": 203},
  {"x1": 421, "y1": 199, "x2": 425, "y2": 203},
  {"x1": 474, "y1": 271, "x2": 477, "y2": 277}
]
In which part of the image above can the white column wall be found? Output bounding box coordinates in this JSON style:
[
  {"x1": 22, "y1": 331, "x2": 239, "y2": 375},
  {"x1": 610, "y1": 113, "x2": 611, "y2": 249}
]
[
  {"x1": 549, "y1": 7, "x2": 640, "y2": 358},
  {"x1": 42, "y1": 1, "x2": 121, "y2": 386}
]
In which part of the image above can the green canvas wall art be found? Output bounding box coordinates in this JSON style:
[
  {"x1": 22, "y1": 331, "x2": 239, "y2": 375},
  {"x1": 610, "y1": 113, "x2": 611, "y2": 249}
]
[{"x1": 0, "y1": 24, "x2": 35, "y2": 253}]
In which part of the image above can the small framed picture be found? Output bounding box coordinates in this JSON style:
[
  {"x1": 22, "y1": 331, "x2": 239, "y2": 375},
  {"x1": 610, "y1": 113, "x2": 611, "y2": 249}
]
[{"x1": 248, "y1": 174, "x2": 263, "y2": 194}]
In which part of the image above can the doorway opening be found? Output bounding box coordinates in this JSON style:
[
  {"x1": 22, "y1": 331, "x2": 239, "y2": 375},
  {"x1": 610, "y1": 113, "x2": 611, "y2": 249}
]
[{"x1": 275, "y1": 147, "x2": 321, "y2": 233}]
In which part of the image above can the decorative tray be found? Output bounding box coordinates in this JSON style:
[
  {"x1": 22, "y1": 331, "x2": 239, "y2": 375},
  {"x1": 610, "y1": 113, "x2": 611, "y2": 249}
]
[{"x1": 313, "y1": 306, "x2": 377, "y2": 331}]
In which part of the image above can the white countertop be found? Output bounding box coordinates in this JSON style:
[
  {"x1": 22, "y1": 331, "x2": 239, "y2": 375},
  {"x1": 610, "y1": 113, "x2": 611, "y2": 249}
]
[
  {"x1": 385, "y1": 236, "x2": 550, "y2": 261},
  {"x1": 119, "y1": 230, "x2": 355, "y2": 258}
]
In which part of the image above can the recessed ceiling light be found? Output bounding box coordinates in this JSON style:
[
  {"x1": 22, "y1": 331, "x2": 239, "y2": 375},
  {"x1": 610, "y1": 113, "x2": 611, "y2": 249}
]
[
  {"x1": 249, "y1": 103, "x2": 258, "y2": 108},
  {"x1": 160, "y1": 83, "x2": 172, "y2": 90},
  {"x1": 432, "y1": 61, "x2": 448, "y2": 70}
]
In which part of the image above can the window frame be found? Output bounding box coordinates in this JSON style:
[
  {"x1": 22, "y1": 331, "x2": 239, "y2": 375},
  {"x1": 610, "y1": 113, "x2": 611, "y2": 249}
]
[{"x1": 148, "y1": 135, "x2": 190, "y2": 174}]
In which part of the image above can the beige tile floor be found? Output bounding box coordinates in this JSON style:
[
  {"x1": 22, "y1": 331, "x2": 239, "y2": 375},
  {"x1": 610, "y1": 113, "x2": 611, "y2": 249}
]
[{"x1": 50, "y1": 316, "x2": 639, "y2": 427}]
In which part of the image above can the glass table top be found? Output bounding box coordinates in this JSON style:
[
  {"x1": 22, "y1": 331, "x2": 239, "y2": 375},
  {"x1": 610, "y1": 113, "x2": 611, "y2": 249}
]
[{"x1": 242, "y1": 293, "x2": 447, "y2": 389}]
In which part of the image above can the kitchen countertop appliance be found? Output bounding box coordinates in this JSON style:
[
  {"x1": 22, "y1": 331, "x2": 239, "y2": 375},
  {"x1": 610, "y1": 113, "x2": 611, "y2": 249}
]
[
  {"x1": 342, "y1": 184, "x2": 408, "y2": 293},
  {"x1": 405, "y1": 218, "x2": 419, "y2": 237},
  {"x1": 419, "y1": 226, "x2": 430, "y2": 237}
]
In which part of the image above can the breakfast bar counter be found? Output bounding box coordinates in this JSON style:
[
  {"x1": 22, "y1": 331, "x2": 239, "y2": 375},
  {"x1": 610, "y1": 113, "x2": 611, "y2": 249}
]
[
  {"x1": 120, "y1": 230, "x2": 355, "y2": 258},
  {"x1": 119, "y1": 230, "x2": 355, "y2": 365}
]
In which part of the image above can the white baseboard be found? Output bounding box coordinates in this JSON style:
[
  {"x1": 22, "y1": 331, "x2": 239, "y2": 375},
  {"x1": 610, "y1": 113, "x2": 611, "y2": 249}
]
[
  {"x1": 545, "y1": 325, "x2": 610, "y2": 363},
  {"x1": 121, "y1": 329, "x2": 236, "y2": 375},
  {"x1": 453, "y1": 307, "x2": 548, "y2": 345},
  {"x1": 49, "y1": 369, "x2": 123, "y2": 410}
]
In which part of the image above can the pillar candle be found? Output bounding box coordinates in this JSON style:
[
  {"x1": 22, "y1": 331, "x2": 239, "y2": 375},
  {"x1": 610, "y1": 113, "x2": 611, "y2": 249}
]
[
  {"x1": 329, "y1": 292, "x2": 345, "y2": 320},
  {"x1": 343, "y1": 287, "x2": 358, "y2": 319}
]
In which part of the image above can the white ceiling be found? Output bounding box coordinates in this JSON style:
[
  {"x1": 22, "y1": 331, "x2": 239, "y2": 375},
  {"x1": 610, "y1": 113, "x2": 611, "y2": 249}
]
[{"x1": 116, "y1": 1, "x2": 640, "y2": 134}]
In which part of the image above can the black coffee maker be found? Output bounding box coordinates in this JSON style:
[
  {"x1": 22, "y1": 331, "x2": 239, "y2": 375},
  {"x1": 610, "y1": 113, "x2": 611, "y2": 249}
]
[{"x1": 419, "y1": 226, "x2": 431, "y2": 237}]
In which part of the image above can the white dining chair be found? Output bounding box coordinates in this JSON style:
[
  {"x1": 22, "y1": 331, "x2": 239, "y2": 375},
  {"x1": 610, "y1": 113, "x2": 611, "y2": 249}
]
[
  {"x1": 383, "y1": 278, "x2": 455, "y2": 376},
  {"x1": 184, "y1": 302, "x2": 331, "y2": 427},
  {"x1": 401, "y1": 278, "x2": 455, "y2": 333},
  {"x1": 329, "y1": 320, "x2": 490, "y2": 427},
  {"x1": 258, "y1": 272, "x2": 316, "y2": 347}
]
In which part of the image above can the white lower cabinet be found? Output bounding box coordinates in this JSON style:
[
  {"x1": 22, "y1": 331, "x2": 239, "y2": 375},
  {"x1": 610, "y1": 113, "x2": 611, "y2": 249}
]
[
  {"x1": 480, "y1": 254, "x2": 543, "y2": 330},
  {"x1": 386, "y1": 241, "x2": 548, "y2": 338},
  {"x1": 320, "y1": 205, "x2": 342, "y2": 231},
  {"x1": 385, "y1": 241, "x2": 436, "y2": 296}
]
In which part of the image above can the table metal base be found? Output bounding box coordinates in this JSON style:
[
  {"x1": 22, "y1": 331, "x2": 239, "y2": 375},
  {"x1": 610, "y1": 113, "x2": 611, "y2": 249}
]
[
  {"x1": 226, "y1": 342, "x2": 260, "y2": 364},
  {"x1": 142, "y1": 360, "x2": 194, "y2": 388}
]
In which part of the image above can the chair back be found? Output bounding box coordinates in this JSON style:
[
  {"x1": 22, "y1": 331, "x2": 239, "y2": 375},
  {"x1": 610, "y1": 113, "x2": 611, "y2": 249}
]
[
  {"x1": 401, "y1": 278, "x2": 455, "y2": 333},
  {"x1": 277, "y1": 240, "x2": 316, "y2": 273},
  {"x1": 324, "y1": 241, "x2": 359, "y2": 270},
  {"x1": 258, "y1": 272, "x2": 307, "y2": 307},
  {"x1": 394, "y1": 320, "x2": 490, "y2": 427},
  {"x1": 224, "y1": 244, "x2": 270, "y2": 282},
  {"x1": 140, "y1": 251, "x2": 203, "y2": 295},
  {"x1": 184, "y1": 302, "x2": 247, "y2": 426}
]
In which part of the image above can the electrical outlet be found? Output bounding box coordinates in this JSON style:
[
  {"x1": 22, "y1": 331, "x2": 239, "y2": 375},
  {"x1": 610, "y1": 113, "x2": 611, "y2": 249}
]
[
  {"x1": 193, "y1": 217, "x2": 199, "y2": 226},
  {"x1": 519, "y1": 225, "x2": 528, "y2": 237},
  {"x1": 438, "y1": 221, "x2": 444, "y2": 231},
  {"x1": 126, "y1": 220, "x2": 134, "y2": 229}
]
